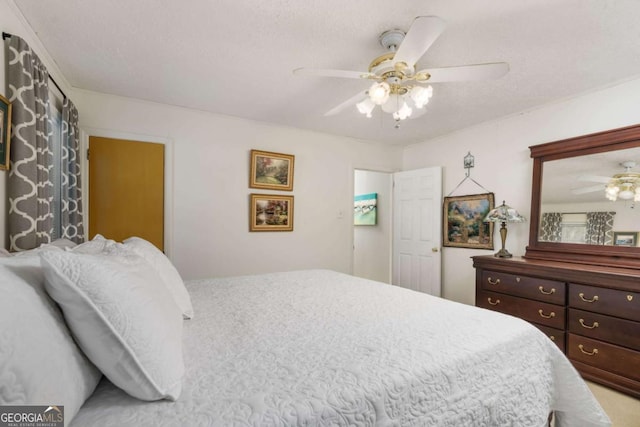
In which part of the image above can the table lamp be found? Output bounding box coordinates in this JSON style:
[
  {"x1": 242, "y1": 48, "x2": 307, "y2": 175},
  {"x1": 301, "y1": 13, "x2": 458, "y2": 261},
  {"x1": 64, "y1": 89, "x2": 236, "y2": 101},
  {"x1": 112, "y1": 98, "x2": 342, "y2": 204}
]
[{"x1": 483, "y1": 200, "x2": 526, "y2": 258}]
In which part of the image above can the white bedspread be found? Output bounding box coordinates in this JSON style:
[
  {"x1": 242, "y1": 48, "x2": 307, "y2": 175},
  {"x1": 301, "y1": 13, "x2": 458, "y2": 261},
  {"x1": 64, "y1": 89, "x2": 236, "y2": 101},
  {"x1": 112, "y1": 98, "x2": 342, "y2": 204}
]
[{"x1": 72, "y1": 270, "x2": 610, "y2": 427}]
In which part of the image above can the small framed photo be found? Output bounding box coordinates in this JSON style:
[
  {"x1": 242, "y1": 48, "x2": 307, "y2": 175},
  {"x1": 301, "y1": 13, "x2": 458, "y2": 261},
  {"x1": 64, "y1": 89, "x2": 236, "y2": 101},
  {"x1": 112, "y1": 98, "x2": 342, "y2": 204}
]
[
  {"x1": 250, "y1": 194, "x2": 294, "y2": 232},
  {"x1": 443, "y1": 193, "x2": 495, "y2": 249},
  {"x1": 0, "y1": 93, "x2": 12, "y2": 170},
  {"x1": 613, "y1": 231, "x2": 638, "y2": 247},
  {"x1": 249, "y1": 149, "x2": 294, "y2": 191}
]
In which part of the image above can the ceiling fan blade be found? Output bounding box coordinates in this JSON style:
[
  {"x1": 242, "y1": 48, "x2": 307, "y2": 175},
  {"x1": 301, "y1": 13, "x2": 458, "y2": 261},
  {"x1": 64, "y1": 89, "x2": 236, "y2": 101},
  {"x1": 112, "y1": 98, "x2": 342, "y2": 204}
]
[
  {"x1": 577, "y1": 174, "x2": 612, "y2": 184},
  {"x1": 393, "y1": 16, "x2": 446, "y2": 68},
  {"x1": 293, "y1": 68, "x2": 373, "y2": 80},
  {"x1": 324, "y1": 91, "x2": 367, "y2": 116},
  {"x1": 571, "y1": 184, "x2": 604, "y2": 195},
  {"x1": 416, "y1": 62, "x2": 509, "y2": 83}
]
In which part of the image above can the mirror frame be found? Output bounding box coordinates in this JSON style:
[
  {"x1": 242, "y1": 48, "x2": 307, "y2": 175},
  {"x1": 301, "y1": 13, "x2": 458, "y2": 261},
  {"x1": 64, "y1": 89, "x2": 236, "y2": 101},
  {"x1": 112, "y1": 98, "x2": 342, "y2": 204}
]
[{"x1": 526, "y1": 123, "x2": 640, "y2": 269}]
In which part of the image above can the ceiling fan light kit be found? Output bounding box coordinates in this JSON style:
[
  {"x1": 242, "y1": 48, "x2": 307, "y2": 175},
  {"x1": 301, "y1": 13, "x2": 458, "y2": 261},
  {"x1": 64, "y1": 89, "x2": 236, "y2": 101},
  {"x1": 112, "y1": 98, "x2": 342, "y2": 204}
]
[
  {"x1": 293, "y1": 15, "x2": 509, "y2": 128},
  {"x1": 604, "y1": 161, "x2": 640, "y2": 202}
]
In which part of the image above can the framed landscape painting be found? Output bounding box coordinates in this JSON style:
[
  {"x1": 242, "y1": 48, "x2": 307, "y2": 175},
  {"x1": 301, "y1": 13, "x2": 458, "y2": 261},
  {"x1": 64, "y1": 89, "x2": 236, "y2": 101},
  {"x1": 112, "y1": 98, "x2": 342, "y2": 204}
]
[
  {"x1": 443, "y1": 193, "x2": 495, "y2": 249},
  {"x1": 249, "y1": 150, "x2": 294, "y2": 191},
  {"x1": 0, "y1": 93, "x2": 12, "y2": 170},
  {"x1": 613, "y1": 231, "x2": 638, "y2": 247},
  {"x1": 249, "y1": 194, "x2": 294, "y2": 232}
]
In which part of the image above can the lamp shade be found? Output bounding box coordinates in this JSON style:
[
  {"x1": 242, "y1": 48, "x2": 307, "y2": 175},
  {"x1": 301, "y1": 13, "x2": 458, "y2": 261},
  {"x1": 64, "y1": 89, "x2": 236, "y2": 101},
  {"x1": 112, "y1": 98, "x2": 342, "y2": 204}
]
[
  {"x1": 368, "y1": 82, "x2": 390, "y2": 105},
  {"x1": 483, "y1": 201, "x2": 526, "y2": 223}
]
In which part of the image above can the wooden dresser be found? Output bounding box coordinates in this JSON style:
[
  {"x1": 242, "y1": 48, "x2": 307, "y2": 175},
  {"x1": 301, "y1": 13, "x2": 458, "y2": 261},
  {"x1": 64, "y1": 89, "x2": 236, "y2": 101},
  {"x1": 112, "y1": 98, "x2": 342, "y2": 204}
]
[{"x1": 473, "y1": 255, "x2": 640, "y2": 399}]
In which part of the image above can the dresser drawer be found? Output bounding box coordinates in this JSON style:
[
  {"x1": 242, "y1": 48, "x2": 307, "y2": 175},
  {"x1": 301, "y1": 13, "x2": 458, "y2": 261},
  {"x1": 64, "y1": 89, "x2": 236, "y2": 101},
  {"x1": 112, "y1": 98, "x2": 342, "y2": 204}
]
[
  {"x1": 480, "y1": 270, "x2": 565, "y2": 304},
  {"x1": 568, "y1": 334, "x2": 640, "y2": 383},
  {"x1": 477, "y1": 290, "x2": 565, "y2": 329},
  {"x1": 533, "y1": 324, "x2": 565, "y2": 352},
  {"x1": 569, "y1": 284, "x2": 640, "y2": 321},
  {"x1": 569, "y1": 308, "x2": 640, "y2": 351}
]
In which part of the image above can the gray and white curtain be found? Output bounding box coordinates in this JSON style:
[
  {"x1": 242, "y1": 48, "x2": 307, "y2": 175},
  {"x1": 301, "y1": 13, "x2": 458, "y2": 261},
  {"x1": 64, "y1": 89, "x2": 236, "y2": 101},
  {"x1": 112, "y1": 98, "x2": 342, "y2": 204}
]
[
  {"x1": 586, "y1": 211, "x2": 615, "y2": 245},
  {"x1": 539, "y1": 212, "x2": 562, "y2": 242},
  {"x1": 7, "y1": 35, "x2": 54, "y2": 251},
  {"x1": 61, "y1": 98, "x2": 84, "y2": 243}
]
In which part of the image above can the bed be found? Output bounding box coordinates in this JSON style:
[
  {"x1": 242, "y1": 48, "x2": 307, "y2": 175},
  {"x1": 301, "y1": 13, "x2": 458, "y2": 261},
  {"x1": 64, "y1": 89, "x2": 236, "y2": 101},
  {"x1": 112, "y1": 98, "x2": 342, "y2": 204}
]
[{"x1": 0, "y1": 237, "x2": 610, "y2": 427}]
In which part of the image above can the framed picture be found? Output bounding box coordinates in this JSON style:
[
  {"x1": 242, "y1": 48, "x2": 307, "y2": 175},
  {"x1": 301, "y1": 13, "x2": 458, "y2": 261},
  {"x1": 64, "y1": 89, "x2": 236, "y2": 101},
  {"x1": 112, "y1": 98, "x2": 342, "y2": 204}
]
[
  {"x1": 443, "y1": 193, "x2": 495, "y2": 249},
  {"x1": 250, "y1": 194, "x2": 294, "y2": 232},
  {"x1": 0, "y1": 93, "x2": 12, "y2": 171},
  {"x1": 249, "y1": 149, "x2": 294, "y2": 191},
  {"x1": 354, "y1": 193, "x2": 377, "y2": 225},
  {"x1": 613, "y1": 231, "x2": 638, "y2": 247}
]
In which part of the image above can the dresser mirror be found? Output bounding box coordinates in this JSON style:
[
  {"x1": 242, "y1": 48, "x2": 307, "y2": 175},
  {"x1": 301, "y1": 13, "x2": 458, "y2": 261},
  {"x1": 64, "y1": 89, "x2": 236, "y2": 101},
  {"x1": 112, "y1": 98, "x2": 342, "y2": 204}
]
[{"x1": 526, "y1": 124, "x2": 640, "y2": 268}]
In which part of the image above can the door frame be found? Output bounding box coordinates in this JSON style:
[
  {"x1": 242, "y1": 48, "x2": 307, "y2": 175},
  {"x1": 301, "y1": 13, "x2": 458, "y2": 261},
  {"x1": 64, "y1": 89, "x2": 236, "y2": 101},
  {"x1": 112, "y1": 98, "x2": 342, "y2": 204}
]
[
  {"x1": 81, "y1": 127, "x2": 175, "y2": 257},
  {"x1": 351, "y1": 165, "x2": 443, "y2": 294},
  {"x1": 350, "y1": 165, "x2": 396, "y2": 282},
  {"x1": 352, "y1": 168, "x2": 394, "y2": 283}
]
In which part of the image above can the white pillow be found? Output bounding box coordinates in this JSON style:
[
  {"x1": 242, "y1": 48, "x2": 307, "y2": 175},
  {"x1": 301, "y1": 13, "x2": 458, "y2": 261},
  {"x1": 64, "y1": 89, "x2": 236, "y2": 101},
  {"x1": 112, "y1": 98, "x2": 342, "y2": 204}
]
[
  {"x1": 0, "y1": 256, "x2": 101, "y2": 424},
  {"x1": 40, "y1": 246, "x2": 185, "y2": 401},
  {"x1": 123, "y1": 236, "x2": 194, "y2": 319},
  {"x1": 70, "y1": 234, "x2": 113, "y2": 254},
  {"x1": 48, "y1": 238, "x2": 78, "y2": 250}
]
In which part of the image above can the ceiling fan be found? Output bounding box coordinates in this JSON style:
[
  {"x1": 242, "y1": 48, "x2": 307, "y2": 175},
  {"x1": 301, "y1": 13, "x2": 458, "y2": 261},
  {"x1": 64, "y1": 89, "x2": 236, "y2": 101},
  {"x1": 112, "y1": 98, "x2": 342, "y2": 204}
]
[
  {"x1": 573, "y1": 161, "x2": 640, "y2": 202},
  {"x1": 293, "y1": 16, "x2": 509, "y2": 127}
]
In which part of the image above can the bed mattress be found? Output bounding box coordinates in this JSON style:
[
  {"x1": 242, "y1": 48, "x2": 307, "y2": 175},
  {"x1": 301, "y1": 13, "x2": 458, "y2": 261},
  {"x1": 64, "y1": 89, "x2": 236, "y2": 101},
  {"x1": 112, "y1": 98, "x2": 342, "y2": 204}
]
[{"x1": 72, "y1": 270, "x2": 609, "y2": 426}]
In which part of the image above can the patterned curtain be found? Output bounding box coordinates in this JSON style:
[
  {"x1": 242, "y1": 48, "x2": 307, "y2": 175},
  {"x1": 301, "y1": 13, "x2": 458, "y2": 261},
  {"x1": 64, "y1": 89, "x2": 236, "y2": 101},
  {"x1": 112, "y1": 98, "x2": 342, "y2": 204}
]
[
  {"x1": 586, "y1": 212, "x2": 616, "y2": 245},
  {"x1": 7, "y1": 35, "x2": 54, "y2": 251},
  {"x1": 539, "y1": 212, "x2": 562, "y2": 242},
  {"x1": 61, "y1": 98, "x2": 85, "y2": 243}
]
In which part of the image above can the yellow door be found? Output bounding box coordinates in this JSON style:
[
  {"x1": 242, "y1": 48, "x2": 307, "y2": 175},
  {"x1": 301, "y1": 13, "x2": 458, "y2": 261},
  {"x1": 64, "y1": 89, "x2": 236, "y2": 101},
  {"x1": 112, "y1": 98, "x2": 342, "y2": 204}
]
[{"x1": 89, "y1": 137, "x2": 164, "y2": 250}]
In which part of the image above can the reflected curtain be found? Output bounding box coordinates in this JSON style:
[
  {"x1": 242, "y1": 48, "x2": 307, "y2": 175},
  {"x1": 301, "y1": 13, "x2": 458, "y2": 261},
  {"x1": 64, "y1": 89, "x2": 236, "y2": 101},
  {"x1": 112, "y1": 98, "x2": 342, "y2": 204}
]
[
  {"x1": 7, "y1": 35, "x2": 53, "y2": 251},
  {"x1": 60, "y1": 98, "x2": 85, "y2": 243},
  {"x1": 585, "y1": 212, "x2": 616, "y2": 245},
  {"x1": 539, "y1": 212, "x2": 562, "y2": 242}
]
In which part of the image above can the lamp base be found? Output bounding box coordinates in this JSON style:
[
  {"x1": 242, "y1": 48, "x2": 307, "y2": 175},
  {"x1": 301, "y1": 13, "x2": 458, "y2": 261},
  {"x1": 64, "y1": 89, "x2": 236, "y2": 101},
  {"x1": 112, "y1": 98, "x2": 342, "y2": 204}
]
[{"x1": 494, "y1": 248, "x2": 513, "y2": 258}]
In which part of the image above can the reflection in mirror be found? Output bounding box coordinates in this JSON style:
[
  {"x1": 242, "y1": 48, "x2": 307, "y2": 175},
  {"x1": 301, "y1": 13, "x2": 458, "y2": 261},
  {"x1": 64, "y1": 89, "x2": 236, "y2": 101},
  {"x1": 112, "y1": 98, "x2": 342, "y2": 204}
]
[{"x1": 539, "y1": 147, "x2": 640, "y2": 246}]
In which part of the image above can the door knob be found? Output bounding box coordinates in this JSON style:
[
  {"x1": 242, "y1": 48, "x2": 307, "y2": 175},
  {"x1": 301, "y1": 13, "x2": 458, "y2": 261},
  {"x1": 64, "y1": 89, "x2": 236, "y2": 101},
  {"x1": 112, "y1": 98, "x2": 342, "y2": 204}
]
[{"x1": 432, "y1": 247, "x2": 439, "y2": 252}]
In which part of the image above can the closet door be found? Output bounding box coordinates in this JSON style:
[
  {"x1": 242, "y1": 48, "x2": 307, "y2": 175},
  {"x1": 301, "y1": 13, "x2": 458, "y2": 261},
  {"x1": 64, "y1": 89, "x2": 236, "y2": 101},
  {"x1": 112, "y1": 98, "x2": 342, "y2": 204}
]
[{"x1": 88, "y1": 136, "x2": 164, "y2": 250}]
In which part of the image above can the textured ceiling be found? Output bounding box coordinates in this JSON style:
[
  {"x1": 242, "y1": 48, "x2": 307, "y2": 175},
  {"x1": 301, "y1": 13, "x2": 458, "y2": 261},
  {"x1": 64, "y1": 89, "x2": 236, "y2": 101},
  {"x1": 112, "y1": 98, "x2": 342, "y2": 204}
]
[{"x1": 13, "y1": 0, "x2": 640, "y2": 146}]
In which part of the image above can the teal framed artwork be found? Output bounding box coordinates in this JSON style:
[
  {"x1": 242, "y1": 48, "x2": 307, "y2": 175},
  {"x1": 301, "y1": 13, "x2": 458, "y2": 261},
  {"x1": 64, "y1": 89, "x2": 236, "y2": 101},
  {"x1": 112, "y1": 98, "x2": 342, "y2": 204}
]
[{"x1": 354, "y1": 193, "x2": 377, "y2": 225}]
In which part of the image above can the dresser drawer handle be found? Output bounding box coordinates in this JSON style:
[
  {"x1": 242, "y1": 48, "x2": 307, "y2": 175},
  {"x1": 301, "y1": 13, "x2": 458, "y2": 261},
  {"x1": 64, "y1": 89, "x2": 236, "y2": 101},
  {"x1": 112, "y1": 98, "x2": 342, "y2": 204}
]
[
  {"x1": 579, "y1": 318, "x2": 599, "y2": 329},
  {"x1": 578, "y1": 293, "x2": 599, "y2": 303},
  {"x1": 538, "y1": 286, "x2": 556, "y2": 295},
  {"x1": 578, "y1": 344, "x2": 598, "y2": 356},
  {"x1": 487, "y1": 277, "x2": 500, "y2": 285},
  {"x1": 487, "y1": 297, "x2": 500, "y2": 306},
  {"x1": 538, "y1": 309, "x2": 555, "y2": 319},
  {"x1": 628, "y1": 295, "x2": 634, "y2": 302}
]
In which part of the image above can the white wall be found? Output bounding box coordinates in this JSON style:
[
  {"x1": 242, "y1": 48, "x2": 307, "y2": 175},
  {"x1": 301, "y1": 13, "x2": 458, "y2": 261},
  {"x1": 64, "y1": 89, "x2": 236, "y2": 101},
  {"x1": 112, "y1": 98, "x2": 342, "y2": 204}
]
[
  {"x1": 353, "y1": 169, "x2": 392, "y2": 283},
  {"x1": 72, "y1": 89, "x2": 402, "y2": 280},
  {"x1": 4, "y1": 0, "x2": 640, "y2": 294},
  {"x1": 403, "y1": 77, "x2": 640, "y2": 305}
]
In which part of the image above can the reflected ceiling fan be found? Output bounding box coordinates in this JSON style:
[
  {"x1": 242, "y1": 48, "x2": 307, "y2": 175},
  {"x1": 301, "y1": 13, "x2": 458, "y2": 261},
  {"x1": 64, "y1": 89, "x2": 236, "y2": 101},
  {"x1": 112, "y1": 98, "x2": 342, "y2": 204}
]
[
  {"x1": 573, "y1": 161, "x2": 640, "y2": 202},
  {"x1": 293, "y1": 16, "x2": 509, "y2": 127}
]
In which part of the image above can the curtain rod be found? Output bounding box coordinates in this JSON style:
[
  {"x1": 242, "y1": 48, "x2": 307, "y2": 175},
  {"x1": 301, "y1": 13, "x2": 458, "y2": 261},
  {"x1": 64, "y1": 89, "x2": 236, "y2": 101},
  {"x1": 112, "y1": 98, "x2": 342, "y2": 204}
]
[{"x1": 2, "y1": 31, "x2": 67, "y2": 100}]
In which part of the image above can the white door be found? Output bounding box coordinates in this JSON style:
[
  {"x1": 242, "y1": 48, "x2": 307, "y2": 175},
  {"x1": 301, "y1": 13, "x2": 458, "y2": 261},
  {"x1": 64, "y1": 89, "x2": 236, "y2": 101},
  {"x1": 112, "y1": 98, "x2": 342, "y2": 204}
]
[{"x1": 392, "y1": 167, "x2": 442, "y2": 296}]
